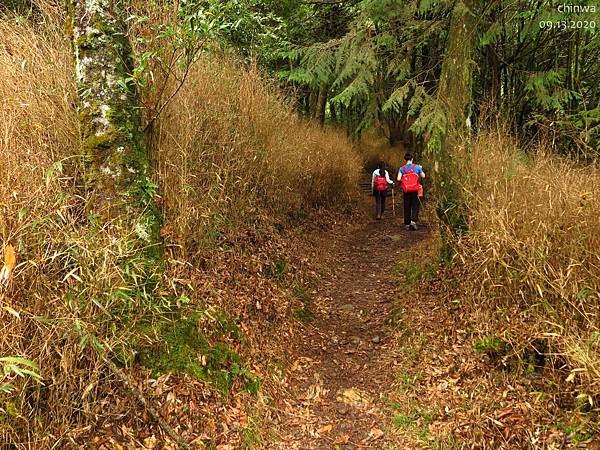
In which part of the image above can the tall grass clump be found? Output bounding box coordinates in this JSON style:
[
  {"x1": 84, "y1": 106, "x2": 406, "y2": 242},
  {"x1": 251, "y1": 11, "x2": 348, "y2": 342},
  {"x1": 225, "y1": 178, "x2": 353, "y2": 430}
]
[
  {"x1": 454, "y1": 124, "x2": 600, "y2": 394},
  {"x1": 154, "y1": 56, "x2": 361, "y2": 253}
]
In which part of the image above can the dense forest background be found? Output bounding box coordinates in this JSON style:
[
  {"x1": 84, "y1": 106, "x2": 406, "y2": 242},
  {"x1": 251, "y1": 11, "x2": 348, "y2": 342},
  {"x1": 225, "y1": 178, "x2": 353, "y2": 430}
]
[{"x1": 192, "y1": 0, "x2": 599, "y2": 156}]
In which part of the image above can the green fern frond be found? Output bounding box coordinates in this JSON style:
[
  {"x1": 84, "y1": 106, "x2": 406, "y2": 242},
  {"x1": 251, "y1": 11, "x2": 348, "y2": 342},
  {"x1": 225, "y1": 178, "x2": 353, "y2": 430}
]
[
  {"x1": 410, "y1": 95, "x2": 447, "y2": 155},
  {"x1": 382, "y1": 80, "x2": 415, "y2": 113},
  {"x1": 480, "y1": 21, "x2": 501, "y2": 46}
]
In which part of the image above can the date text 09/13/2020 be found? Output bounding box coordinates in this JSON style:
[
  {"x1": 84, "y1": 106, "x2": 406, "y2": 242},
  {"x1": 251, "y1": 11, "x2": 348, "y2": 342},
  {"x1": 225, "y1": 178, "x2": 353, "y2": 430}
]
[{"x1": 539, "y1": 19, "x2": 596, "y2": 29}]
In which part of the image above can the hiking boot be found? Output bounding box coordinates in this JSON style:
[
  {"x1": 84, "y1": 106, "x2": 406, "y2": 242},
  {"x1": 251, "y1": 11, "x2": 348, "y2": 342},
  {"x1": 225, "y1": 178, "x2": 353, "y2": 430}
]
[
  {"x1": 410, "y1": 221, "x2": 418, "y2": 231},
  {"x1": 405, "y1": 224, "x2": 411, "y2": 231}
]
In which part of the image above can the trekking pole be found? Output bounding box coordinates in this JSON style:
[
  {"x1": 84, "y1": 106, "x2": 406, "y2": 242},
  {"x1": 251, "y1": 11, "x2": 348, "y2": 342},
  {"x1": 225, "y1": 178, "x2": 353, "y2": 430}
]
[{"x1": 392, "y1": 187, "x2": 396, "y2": 216}]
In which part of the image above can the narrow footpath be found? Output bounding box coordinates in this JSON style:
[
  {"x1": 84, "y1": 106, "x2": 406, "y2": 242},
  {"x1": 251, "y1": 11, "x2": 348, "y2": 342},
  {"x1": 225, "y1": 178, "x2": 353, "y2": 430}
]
[{"x1": 273, "y1": 195, "x2": 430, "y2": 449}]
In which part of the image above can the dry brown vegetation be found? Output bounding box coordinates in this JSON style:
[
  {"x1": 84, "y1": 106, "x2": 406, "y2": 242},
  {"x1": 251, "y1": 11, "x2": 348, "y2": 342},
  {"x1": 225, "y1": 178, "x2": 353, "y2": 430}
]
[
  {"x1": 0, "y1": 7, "x2": 360, "y2": 447},
  {"x1": 384, "y1": 127, "x2": 599, "y2": 449},
  {"x1": 155, "y1": 57, "x2": 361, "y2": 253},
  {"x1": 3, "y1": 2, "x2": 598, "y2": 449},
  {"x1": 458, "y1": 126, "x2": 600, "y2": 391},
  {"x1": 393, "y1": 126, "x2": 600, "y2": 448}
]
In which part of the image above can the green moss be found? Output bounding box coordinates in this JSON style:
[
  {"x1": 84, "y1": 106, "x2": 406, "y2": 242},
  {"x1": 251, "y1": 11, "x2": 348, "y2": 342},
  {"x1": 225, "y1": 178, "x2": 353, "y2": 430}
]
[
  {"x1": 404, "y1": 262, "x2": 437, "y2": 286},
  {"x1": 263, "y1": 259, "x2": 287, "y2": 279},
  {"x1": 137, "y1": 312, "x2": 259, "y2": 396},
  {"x1": 83, "y1": 131, "x2": 117, "y2": 154},
  {"x1": 474, "y1": 335, "x2": 506, "y2": 358},
  {"x1": 241, "y1": 414, "x2": 261, "y2": 449},
  {"x1": 293, "y1": 306, "x2": 313, "y2": 322},
  {"x1": 291, "y1": 284, "x2": 313, "y2": 321},
  {"x1": 212, "y1": 309, "x2": 242, "y2": 341},
  {"x1": 75, "y1": 33, "x2": 100, "y2": 50},
  {"x1": 89, "y1": 15, "x2": 116, "y2": 36},
  {"x1": 557, "y1": 421, "x2": 593, "y2": 443},
  {"x1": 291, "y1": 284, "x2": 310, "y2": 301}
]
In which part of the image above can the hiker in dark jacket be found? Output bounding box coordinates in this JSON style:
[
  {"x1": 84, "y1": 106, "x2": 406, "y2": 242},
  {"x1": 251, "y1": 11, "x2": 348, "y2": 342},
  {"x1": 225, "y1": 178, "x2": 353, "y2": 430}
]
[
  {"x1": 397, "y1": 153, "x2": 425, "y2": 230},
  {"x1": 371, "y1": 161, "x2": 394, "y2": 220}
]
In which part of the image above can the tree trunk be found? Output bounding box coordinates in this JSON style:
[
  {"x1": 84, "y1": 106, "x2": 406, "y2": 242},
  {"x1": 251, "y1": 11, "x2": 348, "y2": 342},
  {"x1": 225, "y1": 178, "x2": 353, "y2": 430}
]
[
  {"x1": 308, "y1": 89, "x2": 317, "y2": 118},
  {"x1": 314, "y1": 82, "x2": 328, "y2": 125},
  {"x1": 330, "y1": 101, "x2": 337, "y2": 123},
  {"x1": 432, "y1": 0, "x2": 478, "y2": 260},
  {"x1": 301, "y1": 89, "x2": 311, "y2": 115},
  {"x1": 488, "y1": 44, "x2": 501, "y2": 104},
  {"x1": 67, "y1": 0, "x2": 162, "y2": 256},
  {"x1": 486, "y1": 4, "x2": 501, "y2": 105},
  {"x1": 388, "y1": 119, "x2": 403, "y2": 147}
]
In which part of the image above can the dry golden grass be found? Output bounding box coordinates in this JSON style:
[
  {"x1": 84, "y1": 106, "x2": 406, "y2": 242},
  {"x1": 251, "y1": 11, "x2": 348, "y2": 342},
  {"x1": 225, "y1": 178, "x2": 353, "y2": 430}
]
[
  {"x1": 154, "y1": 57, "x2": 361, "y2": 254},
  {"x1": 0, "y1": 14, "x2": 105, "y2": 446},
  {"x1": 455, "y1": 124, "x2": 600, "y2": 394},
  {"x1": 0, "y1": 6, "x2": 361, "y2": 446},
  {"x1": 0, "y1": 17, "x2": 79, "y2": 229}
]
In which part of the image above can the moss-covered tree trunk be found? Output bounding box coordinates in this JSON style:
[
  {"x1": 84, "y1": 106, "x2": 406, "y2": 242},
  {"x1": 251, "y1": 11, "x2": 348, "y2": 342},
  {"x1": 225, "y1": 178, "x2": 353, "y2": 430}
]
[
  {"x1": 66, "y1": 0, "x2": 161, "y2": 251},
  {"x1": 433, "y1": 0, "x2": 478, "y2": 260},
  {"x1": 66, "y1": 0, "x2": 162, "y2": 284}
]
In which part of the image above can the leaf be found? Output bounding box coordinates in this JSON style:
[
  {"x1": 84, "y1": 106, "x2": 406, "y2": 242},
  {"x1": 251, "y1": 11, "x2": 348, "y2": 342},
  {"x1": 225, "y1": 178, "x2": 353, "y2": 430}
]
[
  {"x1": 0, "y1": 266, "x2": 9, "y2": 285},
  {"x1": 3, "y1": 306, "x2": 20, "y2": 320},
  {"x1": 160, "y1": 223, "x2": 173, "y2": 238},
  {"x1": 4, "y1": 244, "x2": 16, "y2": 271},
  {"x1": 566, "y1": 368, "x2": 586, "y2": 383},
  {"x1": 45, "y1": 161, "x2": 63, "y2": 186},
  {"x1": 335, "y1": 434, "x2": 350, "y2": 445},
  {"x1": 368, "y1": 427, "x2": 384, "y2": 440},
  {"x1": 318, "y1": 424, "x2": 333, "y2": 434},
  {"x1": 0, "y1": 244, "x2": 16, "y2": 285},
  {"x1": 0, "y1": 356, "x2": 42, "y2": 383},
  {"x1": 79, "y1": 334, "x2": 90, "y2": 350},
  {"x1": 336, "y1": 388, "x2": 370, "y2": 405},
  {"x1": 0, "y1": 383, "x2": 15, "y2": 394},
  {"x1": 18, "y1": 208, "x2": 28, "y2": 222},
  {"x1": 0, "y1": 357, "x2": 39, "y2": 371},
  {"x1": 13, "y1": 367, "x2": 42, "y2": 380},
  {"x1": 33, "y1": 316, "x2": 57, "y2": 324}
]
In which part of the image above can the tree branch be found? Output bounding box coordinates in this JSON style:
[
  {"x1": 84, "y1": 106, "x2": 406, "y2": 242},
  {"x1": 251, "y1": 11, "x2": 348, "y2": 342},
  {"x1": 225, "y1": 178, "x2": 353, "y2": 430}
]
[{"x1": 102, "y1": 355, "x2": 190, "y2": 448}]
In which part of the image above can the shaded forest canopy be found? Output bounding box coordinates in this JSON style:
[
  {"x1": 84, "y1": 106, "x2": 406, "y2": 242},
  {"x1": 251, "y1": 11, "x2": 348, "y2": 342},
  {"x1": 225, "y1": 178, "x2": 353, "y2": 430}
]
[{"x1": 188, "y1": 0, "x2": 599, "y2": 156}]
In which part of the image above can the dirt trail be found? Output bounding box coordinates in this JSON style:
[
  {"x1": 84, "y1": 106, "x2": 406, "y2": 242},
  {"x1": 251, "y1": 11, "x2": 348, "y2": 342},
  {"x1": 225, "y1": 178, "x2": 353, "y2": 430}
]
[{"x1": 273, "y1": 196, "x2": 429, "y2": 449}]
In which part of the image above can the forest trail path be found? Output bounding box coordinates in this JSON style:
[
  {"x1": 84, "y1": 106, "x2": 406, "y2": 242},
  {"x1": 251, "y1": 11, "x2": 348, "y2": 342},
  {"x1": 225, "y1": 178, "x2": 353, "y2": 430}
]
[{"x1": 271, "y1": 194, "x2": 430, "y2": 449}]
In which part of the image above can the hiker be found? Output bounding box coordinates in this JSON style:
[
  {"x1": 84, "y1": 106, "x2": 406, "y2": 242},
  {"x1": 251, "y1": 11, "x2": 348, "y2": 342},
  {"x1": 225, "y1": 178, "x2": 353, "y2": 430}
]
[
  {"x1": 371, "y1": 161, "x2": 395, "y2": 220},
  {"x1": 397, "y1": 153, "x2": 425, "y2": 230}
]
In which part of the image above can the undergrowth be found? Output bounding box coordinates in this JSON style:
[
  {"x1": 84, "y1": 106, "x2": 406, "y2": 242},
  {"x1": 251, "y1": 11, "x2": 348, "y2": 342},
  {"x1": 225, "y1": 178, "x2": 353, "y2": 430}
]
[
  {"x1": 400, "y1": 124, "x2": 600, "y2": 448},
  {"x1": 458, "y1": 125, "x2": 600, "y2": 391},
  {"x1": 389, "y1": 120, "x2": 600, "y2": 447},
  {"x1": 0, "y1": 3, "x2": 360, "y2": 446}
]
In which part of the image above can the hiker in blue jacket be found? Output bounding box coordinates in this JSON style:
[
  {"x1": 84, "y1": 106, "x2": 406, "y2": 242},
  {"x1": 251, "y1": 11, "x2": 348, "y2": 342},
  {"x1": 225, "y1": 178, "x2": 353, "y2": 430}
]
[
  {"x1": 397, "y1": 153, "x2": 425, "y2": 230},
  {"x1": 372, "y1": 161, "x2": 395, "y2": 220}
]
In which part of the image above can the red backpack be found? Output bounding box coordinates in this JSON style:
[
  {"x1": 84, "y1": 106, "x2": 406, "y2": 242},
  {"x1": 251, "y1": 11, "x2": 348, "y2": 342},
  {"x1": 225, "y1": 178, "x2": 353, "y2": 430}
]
[
  {"x1": 374, "y1": 173, "x2": 388, "y2": 191},
  {"x1": 400, "y1": 165, "x2": 420, "y2": 193}
]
